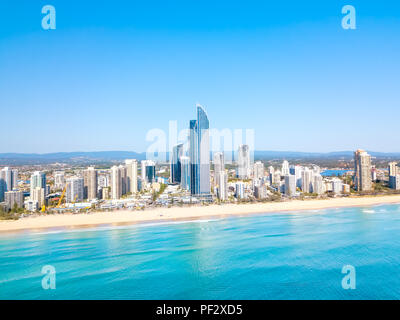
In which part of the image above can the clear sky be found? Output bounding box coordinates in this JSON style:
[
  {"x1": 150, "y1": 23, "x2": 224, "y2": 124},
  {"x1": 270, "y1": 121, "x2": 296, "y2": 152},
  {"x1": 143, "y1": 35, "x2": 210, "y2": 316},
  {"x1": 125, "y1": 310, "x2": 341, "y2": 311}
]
[{"x1": 0, "y1": 0, "x2": 399, "y2": 153}]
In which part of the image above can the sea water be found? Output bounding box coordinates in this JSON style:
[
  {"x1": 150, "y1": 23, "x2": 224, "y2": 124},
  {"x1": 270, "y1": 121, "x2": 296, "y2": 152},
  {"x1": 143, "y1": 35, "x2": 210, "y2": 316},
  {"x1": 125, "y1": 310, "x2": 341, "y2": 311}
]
[{"x1": 1, "y1": 204, "x2": 400, "y2": 299}]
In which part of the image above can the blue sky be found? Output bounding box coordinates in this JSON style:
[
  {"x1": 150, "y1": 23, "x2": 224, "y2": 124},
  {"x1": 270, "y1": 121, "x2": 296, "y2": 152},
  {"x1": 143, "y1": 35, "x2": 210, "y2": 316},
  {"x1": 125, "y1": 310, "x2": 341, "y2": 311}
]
[{"x1": 0, "y1": 0, "x2": 399, "y2": 153}]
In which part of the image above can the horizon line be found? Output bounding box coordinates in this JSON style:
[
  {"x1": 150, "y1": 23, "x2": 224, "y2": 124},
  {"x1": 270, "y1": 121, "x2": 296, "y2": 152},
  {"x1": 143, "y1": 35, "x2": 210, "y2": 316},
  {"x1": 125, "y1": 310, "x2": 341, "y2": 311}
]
[{"x1": 2, "y1": 150, "x2": 400, "y2": 156}]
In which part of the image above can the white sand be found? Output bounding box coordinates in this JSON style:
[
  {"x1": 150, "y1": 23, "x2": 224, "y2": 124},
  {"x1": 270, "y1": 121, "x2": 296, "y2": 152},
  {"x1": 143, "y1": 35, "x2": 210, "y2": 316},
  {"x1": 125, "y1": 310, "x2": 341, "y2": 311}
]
[{"x1": 1, "y1": 195, "x2": 400, "y2": 233}]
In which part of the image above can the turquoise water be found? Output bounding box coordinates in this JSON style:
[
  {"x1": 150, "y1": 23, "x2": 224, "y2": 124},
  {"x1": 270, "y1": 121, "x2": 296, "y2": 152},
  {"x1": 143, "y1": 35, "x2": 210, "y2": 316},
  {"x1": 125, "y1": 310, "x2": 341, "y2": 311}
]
[
  {"x1": 1, "y1": 204, "x2": 400, "y2": 300},
  {"x1": 321, "y1": 169, "x2": 351, "y2": 177}
]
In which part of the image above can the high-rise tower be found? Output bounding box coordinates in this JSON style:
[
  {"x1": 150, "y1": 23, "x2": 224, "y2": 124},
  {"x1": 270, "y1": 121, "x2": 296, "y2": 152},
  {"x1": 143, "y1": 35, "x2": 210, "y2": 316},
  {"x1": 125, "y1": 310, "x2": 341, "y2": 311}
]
[
  {"x1": 189, "y1": 104, "x2": 210, "y2": 196},
  {"x1": 237, "y1": 144, "x2": 251, "y2": 179},
  {"x1": 125, "y1": 159, "x2": 138, "y2": 194},
  {"x1": 354, "y1": 149, "x2": 372, "y2": 191},
  {"x1": 84, "y1": 166, "x2": 98, "y2": 200},
  {"x1": 171, "y1": 144, "x2": 184, "y2": 184}
]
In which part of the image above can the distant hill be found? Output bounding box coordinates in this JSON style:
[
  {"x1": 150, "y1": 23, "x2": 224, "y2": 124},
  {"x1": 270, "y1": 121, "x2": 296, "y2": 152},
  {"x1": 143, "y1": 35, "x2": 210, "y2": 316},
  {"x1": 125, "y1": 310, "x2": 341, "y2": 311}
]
[
  {"x1": 254, "y1": 151, "x2": 400, "y2": 160},
  {"x1": 0, "y1": 151, "x2": 146, "y2": 165},
  {"x1": 254, "y1": 151, "x2": 400, "y2": 161},
  {"x1": 1, "y1": 150, "x2": 400, "y2": 165}
]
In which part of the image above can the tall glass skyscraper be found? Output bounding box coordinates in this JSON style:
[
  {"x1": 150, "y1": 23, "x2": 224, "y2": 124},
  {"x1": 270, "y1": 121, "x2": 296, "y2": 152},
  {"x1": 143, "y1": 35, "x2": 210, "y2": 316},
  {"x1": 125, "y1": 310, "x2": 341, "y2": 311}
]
[
  {"x1": 189, "y1": 104, "x2": 210, "y2": 196},
  {"x1": 30, "y1": 171, "x2": 46, "y2": 195},
  {"x1": 170, "y1": 143, "x2": 183, "y2": 184},
  {"x1": 141, "y1": 160, "x2": 156, "y2": 184},
  {"x1": 180, "y1": 156, "x2": 190, "y2": 191},
  {"x1": 0, "y1": 167, "x2": 18, "y2": 202},
  {"x1": 0, "y1": 177, "x2": 5, "y2": 202},
  {"x1": 146, "y1": 165, "x2": 156, "y2": 184}
]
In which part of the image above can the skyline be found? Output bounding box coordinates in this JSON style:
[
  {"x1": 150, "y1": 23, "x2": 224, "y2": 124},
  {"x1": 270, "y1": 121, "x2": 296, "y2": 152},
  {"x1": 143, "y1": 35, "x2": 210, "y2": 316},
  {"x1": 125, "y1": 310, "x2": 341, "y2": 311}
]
[{"x1": 1, "y1": 1, "x2": 400, "y2": 153}]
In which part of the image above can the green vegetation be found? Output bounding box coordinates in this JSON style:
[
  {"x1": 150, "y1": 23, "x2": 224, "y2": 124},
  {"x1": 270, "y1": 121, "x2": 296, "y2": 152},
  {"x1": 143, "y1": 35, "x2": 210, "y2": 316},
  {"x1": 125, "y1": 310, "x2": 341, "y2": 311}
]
[
  {"x1": 228, "y1": 178, "x2": 251, "y2": 183},
  {"x1": 269, "y1": 193, "x2": 282, "y2": 202},
  {"x1": 159, "y1": 183, "x2": 167, "y2": 194},
  {"x1": 121, "y1": 192, "x2": 133, "y2": 199},
  {"x1": 343, "y1": 175, "x2": 353, "y2": 186},
  {"x1": 10, "y1": 203, "x2": 25, "y2": 214},
  {"x1": 374, "y1": 181, "x2": 389, "y2": 192},
  {"x1": 303, "y1": 192, "x2": 319, "y2": 197},
  {"x1": 152, "y1": 183, "x2": 167, "y2": 201},
  {"x1": 0, "y1": 205, "x2": 21, "y2": 220},
  {"x1": 0, "y1": 211, "x2": 20, "y2": 220}
]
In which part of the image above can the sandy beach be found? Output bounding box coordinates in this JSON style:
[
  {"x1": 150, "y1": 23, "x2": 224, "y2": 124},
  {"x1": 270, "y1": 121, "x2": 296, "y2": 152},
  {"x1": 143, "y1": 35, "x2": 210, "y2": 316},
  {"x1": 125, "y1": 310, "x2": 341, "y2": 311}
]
[{"x1": 1, "y1": 195, "x2": 400, "y2": 233}]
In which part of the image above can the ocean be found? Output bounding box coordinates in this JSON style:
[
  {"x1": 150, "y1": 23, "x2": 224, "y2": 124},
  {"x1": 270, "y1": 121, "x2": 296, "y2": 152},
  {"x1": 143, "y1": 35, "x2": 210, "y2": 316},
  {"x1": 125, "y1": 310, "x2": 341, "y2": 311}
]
[{"x1": 1, "y1": 204, "x2": 400, "y2": 300}]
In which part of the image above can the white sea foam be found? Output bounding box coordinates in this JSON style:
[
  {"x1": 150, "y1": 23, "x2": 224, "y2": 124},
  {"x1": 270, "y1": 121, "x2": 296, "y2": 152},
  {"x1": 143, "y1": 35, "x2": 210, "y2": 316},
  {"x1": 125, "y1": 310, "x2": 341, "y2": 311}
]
[{"x1": 362, "y1": 209, "x2": 375, "y2": 214}]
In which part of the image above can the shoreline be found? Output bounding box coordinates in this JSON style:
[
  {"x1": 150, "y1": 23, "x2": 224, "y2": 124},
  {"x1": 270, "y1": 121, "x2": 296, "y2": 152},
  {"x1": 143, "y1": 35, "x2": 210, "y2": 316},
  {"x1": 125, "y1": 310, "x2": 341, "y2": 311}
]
[{"x1": 1, "y1": 195, "x2": 400, "y2": 234}]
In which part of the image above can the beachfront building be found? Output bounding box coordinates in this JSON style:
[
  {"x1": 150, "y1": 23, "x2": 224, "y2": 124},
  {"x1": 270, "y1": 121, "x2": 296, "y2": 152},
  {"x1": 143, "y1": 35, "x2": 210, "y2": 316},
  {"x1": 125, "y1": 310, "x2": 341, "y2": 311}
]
[
  {"x1": 216, "y1": 171, "x2": 228, "y2": 201},
  {"x1": 180, "y1": 156, "x2": 190, "y2": 191},
  {"x1": 5, "y1": 190, "x2": 24, "y2": 210},
  {"x1": 354, "y1": 149, "x2": 372, "y2": 192},
  {"x1": 24, "y1": 199, "x2": 38, "y2": 212},
  {"x1": 66, "y1": 177, "x2": 84, "y2": 203},
  {"x1": 84, "y1": 166, "x2": 98, "y2": 200},
  {"x1": 237, "y1": 144, "x2": 251, "y2": 179},
  {"x1": 388, "y1": 162, "x2": 400, "y2": 190},
  {"x1": 119, "y1": 165, "x2": 127, "y2": 195},
  {"x1": 31, "y1": 187, "x2": 45, "y2": 208},
  {"x1": 125, "y1": 159, "x2": 138, "y2": 194},
  {"x1": 332, "y1": 178, "x2": 343, "y2": 194},
  {"x1": 301, "y1": 168, "x2": 313, "y2": 193},
  {"x1": 312, "y1": 174, "x2": 324, "y2": 195},
  {"x1": 284, "y1": 174, "x2": 296, "y2": 197},
  {"x1": 254, "y1": 184, "x2": 268, "y2": 199},
  {"x1": 235, "y1": 182, "x2": 245, "y2": 199},
  {"x1": 111, "y1": 166, "x2": 122, "y2": 200},
  {"x1": 189, "y1": 104, "x2": 211, "y2": 197}
]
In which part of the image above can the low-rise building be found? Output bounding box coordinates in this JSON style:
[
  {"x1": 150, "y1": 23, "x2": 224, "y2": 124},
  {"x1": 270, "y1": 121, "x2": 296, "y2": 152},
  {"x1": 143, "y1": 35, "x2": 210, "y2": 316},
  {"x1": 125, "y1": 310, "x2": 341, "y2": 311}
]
[
  {"x1": 5, "y1": 190, "x2": 24, "y2": 210},
  {"x1": 25, "y1": 199, "x2": 38, "y2": 212}
]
